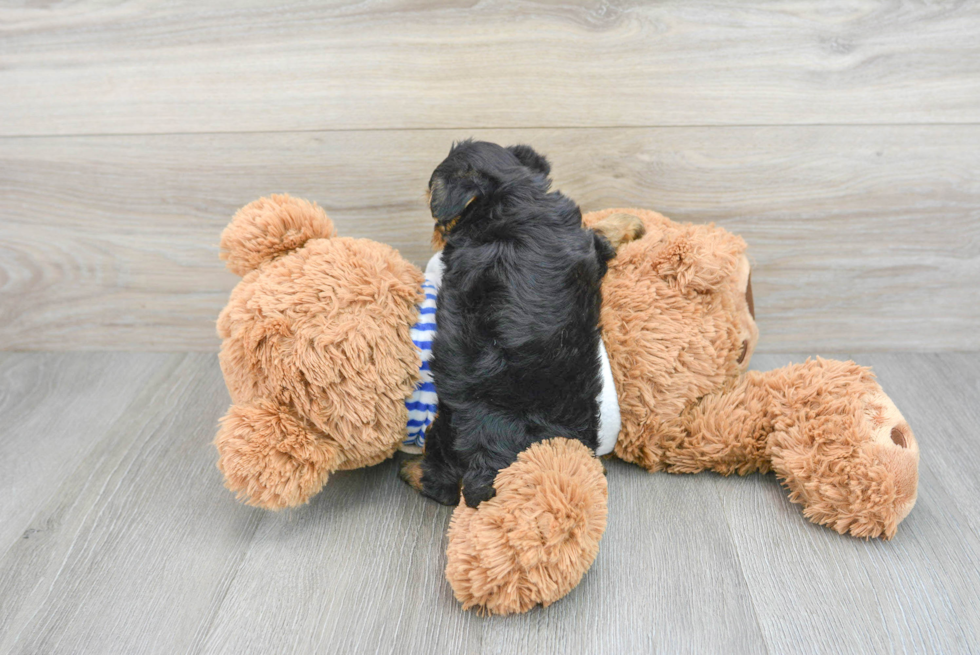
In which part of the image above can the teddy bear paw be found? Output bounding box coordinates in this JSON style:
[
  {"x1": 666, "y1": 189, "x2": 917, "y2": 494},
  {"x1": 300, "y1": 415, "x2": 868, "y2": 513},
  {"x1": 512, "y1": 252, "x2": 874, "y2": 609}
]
[
  {"x1": 444, "y1": 438, "x2": 608, "y2": 615},
  {"x1": 215, "y1": 399, "x2": 342, "y2": 510},
  {"x1": 770, "y1": 382, "x2": 919, "y2": 539}
]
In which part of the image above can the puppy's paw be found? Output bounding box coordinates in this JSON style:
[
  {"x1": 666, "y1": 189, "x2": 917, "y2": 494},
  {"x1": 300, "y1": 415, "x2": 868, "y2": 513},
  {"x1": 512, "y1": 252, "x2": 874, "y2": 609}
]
[
  {"x1": 592, "y1": 212, "x2": 646, "y2": 249},
  {"x1": 462, "y1": 483, "x2": 496, "y2": 509},
  {"x1": 462, "y1": 465, "x2": 498, "y2": 508},
  {"x1": 423, "y1": 481, "x2": 463, "y2": 506},
  {"x1": 398, "y1": 456, "x2": 425, "y2": 492},
  {"x1": 401, "y1": 456, "x2": 461, "y2": 504}
]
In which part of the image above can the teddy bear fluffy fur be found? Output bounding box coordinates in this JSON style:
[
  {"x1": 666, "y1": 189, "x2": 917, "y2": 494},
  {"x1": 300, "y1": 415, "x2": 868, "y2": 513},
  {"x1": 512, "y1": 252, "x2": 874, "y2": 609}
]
[
  {"x1": 213, "y1": 195, "x2": 919, "y2": 615},
  {"x1": 215, "y1": 196, "x2": 424, "y2": 509}
]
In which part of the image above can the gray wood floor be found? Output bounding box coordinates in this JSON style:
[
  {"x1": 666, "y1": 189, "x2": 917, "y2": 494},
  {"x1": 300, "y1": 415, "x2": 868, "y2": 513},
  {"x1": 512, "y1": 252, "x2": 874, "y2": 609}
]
[
  {"x1": 2, "y1": 2, "x2": 979, "y2": 653},
  {"x1": 0, "y1": 352, "x2": 977, "y2": 654}
]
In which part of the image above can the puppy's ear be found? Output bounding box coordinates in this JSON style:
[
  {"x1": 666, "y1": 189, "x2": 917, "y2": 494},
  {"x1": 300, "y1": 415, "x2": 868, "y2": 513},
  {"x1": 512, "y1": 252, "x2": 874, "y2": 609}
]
[
  {"x1": 507, "y1": 144, "x2": 551, "y2": 177},
  {"x1": 429, "y1": 175, "x2": 478, "y2": 223}
]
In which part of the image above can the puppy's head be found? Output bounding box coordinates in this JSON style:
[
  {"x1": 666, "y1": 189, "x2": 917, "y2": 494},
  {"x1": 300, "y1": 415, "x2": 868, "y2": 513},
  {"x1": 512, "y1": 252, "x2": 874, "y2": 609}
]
[{"x1": 428, "y1": 140, "x2": 551, "y2": 240}]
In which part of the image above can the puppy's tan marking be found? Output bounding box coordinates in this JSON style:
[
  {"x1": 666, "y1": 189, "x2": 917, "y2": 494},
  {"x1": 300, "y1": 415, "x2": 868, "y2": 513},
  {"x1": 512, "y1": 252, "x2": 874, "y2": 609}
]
[
  {"x1": 591, "y1": 212, "x2": 646, "y2": 249},
  {"x1": 432, "y1": 224, "x2": 447, "y2": 250},
  {"x1": 431, "y1": 215, "x2": 464, "y2": 250},
  {"x1": 399, "y1": 456, "x2": 425, "y2": 492}
]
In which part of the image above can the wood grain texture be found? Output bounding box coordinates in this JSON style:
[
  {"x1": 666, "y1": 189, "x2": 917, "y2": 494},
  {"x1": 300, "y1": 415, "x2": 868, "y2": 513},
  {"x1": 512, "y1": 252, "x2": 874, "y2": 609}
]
[
  {"x1": 2, "y1": 0, "x2": 980, "y2": 135},
  {"x1": 0, "y1": 352, "x2": 171, "y2": 550},
  {"x1": 200, "y1": 461, "x2": 766, "y2": 654},
  {"x1": 721, "y1": 353, "x2": 980, "y2": 654},
  {"x1": 0, "y1": 352, "x2": 977, "y2": 653},
  {"x1": 479, "y1": 464, "x2": 767, "y2": 654},
  {"x1": 2, "y1": 126, "x2": 977, "y2": 351},
  {"x1": 0, "y1": 353, "x2": 263, "y2": 654}
]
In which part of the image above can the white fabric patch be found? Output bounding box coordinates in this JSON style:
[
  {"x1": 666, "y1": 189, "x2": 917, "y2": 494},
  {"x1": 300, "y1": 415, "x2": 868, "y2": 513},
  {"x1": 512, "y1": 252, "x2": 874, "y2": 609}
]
[
  {"x1": 595, "y1": 340, "x2": 621, "y2": 456},
  {"x1": 423, "y1": 249, "x2": 445, "y2": 285}
]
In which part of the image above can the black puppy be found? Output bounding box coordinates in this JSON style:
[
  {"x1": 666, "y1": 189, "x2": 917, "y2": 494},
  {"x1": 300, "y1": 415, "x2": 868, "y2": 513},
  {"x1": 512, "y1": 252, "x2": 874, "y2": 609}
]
[{"x1": 406, "y1": 140, "x2": 615, "y2": 509}]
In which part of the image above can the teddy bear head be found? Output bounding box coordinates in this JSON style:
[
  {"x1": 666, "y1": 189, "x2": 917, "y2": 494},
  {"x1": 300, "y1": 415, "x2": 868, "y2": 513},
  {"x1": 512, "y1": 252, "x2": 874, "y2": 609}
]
[
  {"x1": 587, "y1": 208, "x2": 918, "y2": 538},
  {"x1": 215, "y1": 195, "x2": 423, "y2": 508},
  {"x1": 585, "y1": 208, "x2": 757, "y2": 469}
]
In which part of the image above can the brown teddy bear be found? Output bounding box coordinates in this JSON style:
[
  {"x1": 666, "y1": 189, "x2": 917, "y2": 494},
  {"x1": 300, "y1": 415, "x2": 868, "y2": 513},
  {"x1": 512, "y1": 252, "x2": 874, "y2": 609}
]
[{"x1": 214, "y1": 195, "x2": 919, "y2": 615}]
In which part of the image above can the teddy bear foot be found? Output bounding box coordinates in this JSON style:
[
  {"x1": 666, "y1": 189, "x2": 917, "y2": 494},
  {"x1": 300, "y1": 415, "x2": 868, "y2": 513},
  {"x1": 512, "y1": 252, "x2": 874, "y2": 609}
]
[
  {"x1": 444, "y1": 438, "x2": 608, "y2": 615},
  {"x1": 591, "y1": 211, "x2": 646, "y2": 248},
  {"x1": 766, "y1": 360, "x2": 920, "y2": 539},
  {"x1": 215, "y1": 399, "x2": 342, "y2": 510}
]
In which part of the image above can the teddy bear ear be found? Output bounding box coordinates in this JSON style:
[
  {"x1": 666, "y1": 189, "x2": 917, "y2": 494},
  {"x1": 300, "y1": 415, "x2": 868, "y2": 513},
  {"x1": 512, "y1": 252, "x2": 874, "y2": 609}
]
[
  {"x1": 220, "y1": 195, "x2": 335, "y2": 277},
  {"x1": 653, "y1": 224, "x2": 746, "y2": 294}
]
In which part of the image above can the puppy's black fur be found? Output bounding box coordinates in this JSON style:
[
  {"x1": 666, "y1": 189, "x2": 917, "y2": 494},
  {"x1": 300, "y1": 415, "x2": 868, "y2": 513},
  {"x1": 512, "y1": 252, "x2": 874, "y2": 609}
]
[{"x1": 419, "y1": 140, "x2": 614, "y2": 508}]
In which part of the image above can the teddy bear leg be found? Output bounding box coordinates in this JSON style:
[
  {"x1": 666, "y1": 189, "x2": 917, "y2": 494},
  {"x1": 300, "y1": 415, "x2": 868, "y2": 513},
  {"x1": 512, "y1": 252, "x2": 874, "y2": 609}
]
[
  {"x1": 444, "y1": 438, "x2": 608, "y2": 615},
  {"x1": 215, "y1": 399, "x2": 343, "y2": 510},
  {"x1": 762, "y1": 359, "x2": 920, "y2": 539},
  {"x1": 673, "y1": 359, "x2": 919, "y2": 538},
  {"x1": 590, "y1": 211, "x2": 646, "y2": 248}
]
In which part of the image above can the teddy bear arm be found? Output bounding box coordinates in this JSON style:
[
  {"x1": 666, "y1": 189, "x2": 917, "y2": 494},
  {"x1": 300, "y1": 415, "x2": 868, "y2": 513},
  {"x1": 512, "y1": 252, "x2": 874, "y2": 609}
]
[
  {"x1": 712, "y1": 359, "x2": 919, "y2": 539},
  {"x1": 445, "y1": 438, "x2": 608, "y2": 615},
  {"x1": 670, "y1": 374, "x2": 778, "y2": 476},
  {"x1": 760, "y1": 359, "x2": 919, "y2": 539},
  {"x1": 215, "y1": 398, "x2": 345, "y2": 510}
]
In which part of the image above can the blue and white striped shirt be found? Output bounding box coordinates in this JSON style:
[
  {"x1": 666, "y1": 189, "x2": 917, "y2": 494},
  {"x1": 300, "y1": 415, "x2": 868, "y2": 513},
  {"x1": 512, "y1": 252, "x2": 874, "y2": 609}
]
[{"x1": 401, "y1": 253, "x2": 444, "y2": 452}]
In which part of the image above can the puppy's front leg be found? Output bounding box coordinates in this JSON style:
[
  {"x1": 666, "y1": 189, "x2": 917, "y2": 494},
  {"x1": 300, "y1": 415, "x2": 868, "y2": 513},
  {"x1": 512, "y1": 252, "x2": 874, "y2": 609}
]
[
  {"x1": 461, "y1": 464, "x2": 498, "y2": 508},
  {"x1": 460, "y1": 445, "x2": 521, "y2": 508},
  {"x1": 413, "y1": 407, "x2": 465, "y2": 506}
]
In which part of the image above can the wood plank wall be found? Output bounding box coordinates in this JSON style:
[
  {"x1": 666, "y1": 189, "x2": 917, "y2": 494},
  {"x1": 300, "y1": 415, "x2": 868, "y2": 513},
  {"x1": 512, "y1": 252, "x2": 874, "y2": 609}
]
[{"x1": 1, "y1": 1, "x2": 978, "y2": 351}]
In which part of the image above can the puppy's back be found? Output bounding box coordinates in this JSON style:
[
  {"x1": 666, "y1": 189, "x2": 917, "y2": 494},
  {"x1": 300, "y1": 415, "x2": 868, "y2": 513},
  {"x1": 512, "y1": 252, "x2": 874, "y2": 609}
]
[
  {"x1": 423, "y1": 140, "x2": 612, "y2": 508},
  {"x1": 436, "y1": 187, "x2": 608, "y2": 445}
]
